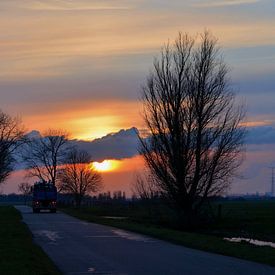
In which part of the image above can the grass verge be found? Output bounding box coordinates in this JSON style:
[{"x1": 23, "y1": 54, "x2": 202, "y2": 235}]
[
  {"x1": 0, "y1": 206, "x2": 60, "y2": 275},
  {"x1": 62, "y1": 206, "x2": 275, "y2": 267}
]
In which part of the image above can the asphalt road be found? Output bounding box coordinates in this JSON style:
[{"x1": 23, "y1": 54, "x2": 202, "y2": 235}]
[{"x1": 15, "y1": 205, "x2": 275, "y2": 275}]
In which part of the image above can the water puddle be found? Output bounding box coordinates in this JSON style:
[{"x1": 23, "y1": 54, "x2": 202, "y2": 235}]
[
  {"x1": 111, "y1": 229, "x2": 155, "y2": 242},
  {"x1": 224, "y1": 237, "x2": 275, "y2": 248}
]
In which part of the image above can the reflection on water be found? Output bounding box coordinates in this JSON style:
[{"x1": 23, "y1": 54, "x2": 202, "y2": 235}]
[{"x1": 224, "y1": 237, "x2": 275, "y2": 248}]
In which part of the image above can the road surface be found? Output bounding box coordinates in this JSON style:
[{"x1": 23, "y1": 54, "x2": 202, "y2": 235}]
[{"x1": 15, "y1": 205, "x2": 275, "y2": 275}]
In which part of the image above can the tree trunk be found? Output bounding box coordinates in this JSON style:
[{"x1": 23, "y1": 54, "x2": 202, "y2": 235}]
[{"x1": 75, "y1": 195, "x2": 82, "y2": 207}]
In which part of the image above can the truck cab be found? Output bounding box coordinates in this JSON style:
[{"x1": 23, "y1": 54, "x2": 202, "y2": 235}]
[{"x1": 32, "y1": 181, "x2": 57, "y2": 213}]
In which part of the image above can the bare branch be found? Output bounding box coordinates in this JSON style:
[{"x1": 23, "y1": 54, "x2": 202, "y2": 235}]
[
  {"x1": 57, "y1": 148, "x2": 103, "y2": 206},
  {"x1": 22, "y1": 129, "x2": 70, "y2": 185},
  {"x1": 0, "y1": 110, "x2": 26, "y2": 184},
  {"x1": 139, "y1": 31, "x2": 245, "y2": 219}
]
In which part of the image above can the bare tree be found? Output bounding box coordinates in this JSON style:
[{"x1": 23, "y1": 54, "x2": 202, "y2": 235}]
[
  {"x1": 0, "y1": 110, "x2": 25, "y2": 184},
  {"x1": 132, "y1": 172, "x2": 160, "y2": 200},
  {"x1": 18, "y1": 182, "x2": 32, "y2": 204},
  {"x1": 140, "y1": 31, "x2": 245, "y2": 221},
  {"x1": 57, "y1": 149, "x2": 102, "y2": 206},
  {"x1": 22, "y1": 129, "x2": 69, "y2": 186}
]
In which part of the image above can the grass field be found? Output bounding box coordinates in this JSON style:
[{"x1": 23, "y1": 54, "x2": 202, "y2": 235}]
[
  {"x1": 207, "y1": 200, "x2": 275, "y2": 242},
  {"x1": 0, "y1": 206, "x2": 60, "y2": 275},
  {"x1": 62, "y1": 200, "x2": 275, "y2": 266}
]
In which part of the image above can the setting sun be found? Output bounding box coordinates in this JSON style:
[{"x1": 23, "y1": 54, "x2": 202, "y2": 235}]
[{"x1": 92, "y1": 160, "x2": 120, "y2": 172}]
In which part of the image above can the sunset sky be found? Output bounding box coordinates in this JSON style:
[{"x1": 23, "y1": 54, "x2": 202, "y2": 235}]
[{"x1": 1, "y1": 0, "x2": 275, "y2": 195}]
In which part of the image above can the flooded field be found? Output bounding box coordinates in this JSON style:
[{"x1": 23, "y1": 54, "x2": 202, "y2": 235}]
[{"x1": 224, "y1": 237, "x2": 275, "y2": 249}]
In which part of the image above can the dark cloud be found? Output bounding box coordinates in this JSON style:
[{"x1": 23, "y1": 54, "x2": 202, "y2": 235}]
[
  {"x1": 74, "y1": 125, "x2": 275, "y2": 157},
  {"x1": 14, "y1": 127, "x2": 140, "y2": 170},
  {"x1": 71, "y1": 127, "x2": 140, "y2": 161},
  {"x1": 27, "y1": 127, "x2": 140, "y2": 160},
  {"x1": 26, "y1": 125, "x2": 275, "y2": 159},
  {"x1": 15, "y1": 125, "x2": 275, "y2": 173},
  {"x1": 246, "y1": 126, "x2": 275, "y2": 145}
]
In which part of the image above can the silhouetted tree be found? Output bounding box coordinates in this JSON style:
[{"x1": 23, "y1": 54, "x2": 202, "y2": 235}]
[
  {"x1": 140, "y1": 31, "x2": 245, "y2": 222},
  {"x1": 22, "y1": 129, "x2": 69, "y2": 186},
  {"x1": 0, "y1": 110, "x2": 25, "y2": 185},
  {"x1": 57, "y1": 149, "x2": 102, "y2": 206},
  {"x1": 132, "y1": 172, "x2": 160, "y2": 200},
  {"x1": 18, "y1": 182, "x2": 32, "y2": 204}
]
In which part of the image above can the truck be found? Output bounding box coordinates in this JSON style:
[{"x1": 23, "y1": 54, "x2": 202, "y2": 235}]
[{"x1": 32, "y1": 181, "x2": 57, "y2": 213}]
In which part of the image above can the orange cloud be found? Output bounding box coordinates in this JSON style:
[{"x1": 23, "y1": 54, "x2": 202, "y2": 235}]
[
  {"x1": 3, "y1": 155, "x2": 145, "y2": 196},
  {"x1": 27, "y1": 0, "x2": 132, "y2": 11},
  {"x1": 240, "y1": 120, "x2": 273, "y2": 127},
  {"x1": 1, "y1": 0, "x2": 275, "y2": 81},
  {"x1": 192, "y1": 0, "x2": 260, "y2": 7},
  {"x1": 98, "y1": 155, "x2": 145, "y2": 195},
  {"x1": 92, "y1": 160, "x2": 121, "y2": 173},
  {"x1": 23, "y1": 100, "x2": 144, "y2": 140}
]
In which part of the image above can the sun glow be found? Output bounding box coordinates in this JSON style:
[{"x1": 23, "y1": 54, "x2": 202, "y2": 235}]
[{"x1": 92, "y1": 160, "x2": 120, "y2": 172}]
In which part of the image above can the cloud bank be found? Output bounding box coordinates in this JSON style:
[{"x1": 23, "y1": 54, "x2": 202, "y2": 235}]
[
  {"x1": 25, "y1": 127, "x2": 140, "y2": 162},
  {"x1": 246, "y1": 126, "x2": 275, "y2": 145},
  {"x1": 71, "y1": 127, "x2": 140, "y2": 161},
  {"x1": 192, "y1": 0, "x2": 260, "y2": 7},
  {"x1": 24, "y1": 125, "x2": 275, "y2": 164}
]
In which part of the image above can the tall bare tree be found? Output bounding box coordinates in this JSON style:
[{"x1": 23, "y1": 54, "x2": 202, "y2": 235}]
[
  {"x1": 0, "y1": 110, "x2": 25, "y2": 184},
  {"x1": 57, "y1": 149, "x2": 102, "y2": 206},
  {"x1": 140, "y1": 31, "x2": 245, "y2": 220},
  {"x1": 18, "y1": 182, "x2": 32, "y2": 204},
  {"x1": 22, "y1": 129, "x2": 69, "y2": 186}
]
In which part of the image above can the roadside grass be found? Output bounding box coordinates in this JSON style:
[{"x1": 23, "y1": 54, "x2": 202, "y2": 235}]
[
  {"x1": 61, "y1": 200, "x2": 275, "y2": 267},
  {"x1": 0, "y1": 206, "x2": 60, "y2": 275}
]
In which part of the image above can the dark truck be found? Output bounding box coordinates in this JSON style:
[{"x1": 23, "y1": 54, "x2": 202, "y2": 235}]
[{"x1": 32, "y1": 181, "x2": 57, "y2": 213}]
